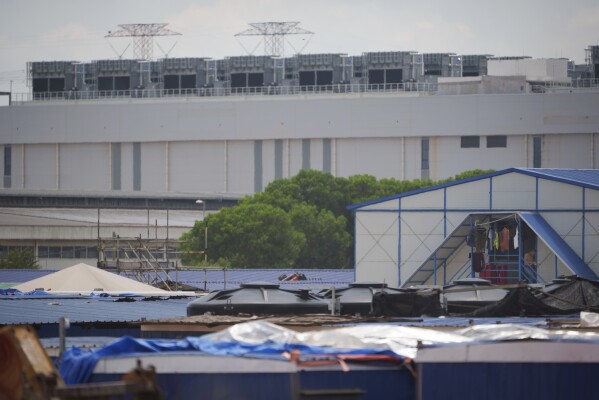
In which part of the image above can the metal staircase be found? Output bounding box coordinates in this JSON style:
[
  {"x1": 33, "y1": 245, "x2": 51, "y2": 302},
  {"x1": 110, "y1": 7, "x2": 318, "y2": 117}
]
[{"x1": 404, "y1": 215, "x2": 476, "y2": 286}]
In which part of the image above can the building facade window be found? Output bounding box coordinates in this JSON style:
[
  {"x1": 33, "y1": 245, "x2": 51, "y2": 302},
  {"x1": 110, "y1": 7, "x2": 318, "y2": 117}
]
[
  {"x1": 461, "y1": 136, "x2": 480, "y2": 148},
  {"x1": 111, "y1": 143, "x2": 121, "y2": 190},
  {"x1": 274, "y1": 139, "x2": 283, "y2": 179},
  {"x1": 487, "y1": 135, "x2": 507, "y2": 148},
  {"x1": 421, "y1": 138, "x2": 430, "y2": 170},
  {"x1": 133, "y1": 142, "x2": 141, "y2": 191},
  {"x1": 254, "y1": 140, "x2": 263, "y2": 192},
  {"x1": 3, "y1": 145, "x2": 11, "y2": 188},
  {"x1": 533, "y1": 136, "x2": 542, "y2": 168}
]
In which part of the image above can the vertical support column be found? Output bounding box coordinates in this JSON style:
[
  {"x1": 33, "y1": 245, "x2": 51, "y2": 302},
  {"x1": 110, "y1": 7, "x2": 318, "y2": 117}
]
[
  {"x1": 489, "y1": 177, "x2": 493, "y2": 210},
  {"x1": 254, "y1": 140, "x2": 263, "y2": 193},
  {"x1": 470, "y1": 215, "x2": 475, "y2": 278},
  {"x1": 397, "y1": 198, "x2": 402, "y2": 287},
  {"x1": 223, "y1": 140, "x2": 228, "y2": 192},
  {"x1": 433, "y1": 253, "x2": 437, "y2": 285},
  {"x1": 554, "y1": 254, "x2": 558, "y2": 280},
  {"x1": 165, "y1": 142, "x2": 170, "y2": 192},
  {"x1": 582, "y1": 187, "x2": 586, "y2": 262},
  {"x1": 518, "y1": 217, "x2": 523, "y2": 282},
  {"x1": 443, "y1": 187, "x2": 447, "y2": 238},
  {"x1": 331, "y1": 138, "x2": 337, "y2": 177},
  {"x1": 56, "y1": 143, "x2": 60, "y2": 190}
]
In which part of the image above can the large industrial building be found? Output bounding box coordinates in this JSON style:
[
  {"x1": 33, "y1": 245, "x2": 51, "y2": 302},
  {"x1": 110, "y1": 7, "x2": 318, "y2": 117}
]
[{"x1": 1, "y1": 41, "x2": 599, "y2": 269}]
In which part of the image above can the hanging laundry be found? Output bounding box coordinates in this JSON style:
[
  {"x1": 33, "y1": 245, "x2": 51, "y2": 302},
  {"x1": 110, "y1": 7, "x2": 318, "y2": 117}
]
[
  {"x1": 500, "y1": 227, "x2": 510, "y2": 252},
  {"x1": 474, "y1": 227, "x2": 487, "y2": 253},
  {"x1": 493, "y1": 231, "x2": 500, "y2": 251},
  {"x1": 472, "y1": 252, "x2": 485, "y2": 272},
  {"x1": 513, "y1": 226, "x2": 519, "y2": 250}
]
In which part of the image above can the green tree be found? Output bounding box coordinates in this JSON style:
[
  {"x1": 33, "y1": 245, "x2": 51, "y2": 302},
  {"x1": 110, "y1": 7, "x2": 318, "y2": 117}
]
[
  {"x1": 289, "y1": 203, "x2": 351, "y2": 268},
  {"x1": 181, "y1": 202, "x2": 304, "y2": 268},
  {"x1": 0, "y1": 248, "x2": 40, "y2": 269}
]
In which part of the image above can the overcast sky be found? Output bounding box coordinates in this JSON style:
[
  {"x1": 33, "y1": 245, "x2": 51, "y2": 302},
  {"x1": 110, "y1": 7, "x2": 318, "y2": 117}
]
[{"x1": 1, "y1": 0, "x2": 598, "y2": 94}]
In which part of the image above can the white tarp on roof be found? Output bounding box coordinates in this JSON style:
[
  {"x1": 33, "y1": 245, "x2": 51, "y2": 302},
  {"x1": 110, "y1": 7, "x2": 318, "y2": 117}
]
[{"x1": 12, "y1": 263, "x2": 168, "y2": 295}]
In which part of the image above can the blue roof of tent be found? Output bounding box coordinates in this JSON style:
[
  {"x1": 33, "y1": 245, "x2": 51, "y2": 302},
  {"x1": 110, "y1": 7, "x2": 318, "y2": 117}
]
[
  {"x1": 518, "y1": 212, "x2": 597, "y2": 280},
  {"x1": 348, "y1": 168, "x2": 599, "y2": 210}
]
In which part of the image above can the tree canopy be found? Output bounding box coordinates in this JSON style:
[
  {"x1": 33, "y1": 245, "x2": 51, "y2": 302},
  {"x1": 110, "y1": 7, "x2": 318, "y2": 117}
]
[
  {"x1": 180, "y1": 169, "x2": 493, "y2": 269},
  {"x1": 0, "y1": 248, "x2": 40, "y2": 269}
]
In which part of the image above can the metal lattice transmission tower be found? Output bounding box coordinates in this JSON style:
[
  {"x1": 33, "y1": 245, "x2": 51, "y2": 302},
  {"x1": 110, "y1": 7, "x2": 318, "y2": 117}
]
[
  {"x1": 105, "y1": 23, "x2": 181, "y2": 60},
  {"x1": 235, "y1": 22, "x2": 314, "y2": 57}
]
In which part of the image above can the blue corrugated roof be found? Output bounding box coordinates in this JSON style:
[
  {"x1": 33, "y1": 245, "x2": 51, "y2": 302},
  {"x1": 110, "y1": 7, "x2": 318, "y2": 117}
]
[
  {"x1": 515, "y1": 168, "x2": 599, "y2": 189},
  {"x1": 0, "y1": 269, "x2": 354, "y2": 292},
  {"x1": 348, "y1": 168, "x2": 599, "y2": 210},
  {"x1": 0, "y1": 269, "x2": 54, "y2": 284},
  {"x1": 0, "y1": 297, "x2": 190, "y2": 325}
]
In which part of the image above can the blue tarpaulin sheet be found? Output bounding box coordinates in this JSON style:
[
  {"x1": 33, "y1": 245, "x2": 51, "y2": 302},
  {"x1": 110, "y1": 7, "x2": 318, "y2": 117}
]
[{"x1": 59, "y1": 335, "x2": 403, "y2": 384}]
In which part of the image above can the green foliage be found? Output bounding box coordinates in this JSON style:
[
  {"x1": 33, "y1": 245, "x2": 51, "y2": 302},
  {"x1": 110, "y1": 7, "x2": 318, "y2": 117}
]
[
  {"x1": 0, "y1": 248, "x2": 40, "y2": 269},
  {"x1": 180, "y1": 168, "x2": 494, "y2": 269},
  {"x1": 181, "y1": 202, "x2": 304, "y2": 268},
  {"x1": 289, "y1": 204, "x2": 351, "y2": 269}
]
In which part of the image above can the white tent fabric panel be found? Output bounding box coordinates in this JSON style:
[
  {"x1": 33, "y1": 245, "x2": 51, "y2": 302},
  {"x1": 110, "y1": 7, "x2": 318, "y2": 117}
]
[
  {"x1": 355, "y1": 212, "x2": 398, "y2": 284},
  {"x1": 423, "y1": 245, "x2": 470, "y2": 285},
  {"x1": 446, "y1": 212, "x2": 469, "y2": 233},
  {"x1": 400, "y1": 212, "x2": 445, "y2": 284},
  {"x1": 584, "y1": 212, "x2": 599, "y2": 274},
  {"x1": 536, "y1": 240, "x2": 571, "y2": 281},
  {"x1": 401, "y1": 188, "x2": 444, "y2": 209},
  {"x1": 445, "y1": 179, "x2": 490, "y2": 209},
  {"x1": 541, "y1": 212, "x2": 583, "y2": 256},
  {"x1": 538, "y1": 179, "x2": 583, "y2": 210},
  {"x1": 355, "y1": 260, "x2": 399, "y2": 285},
  {"x1": 361, "y1": 198, "x2": 399, "y2": 211},
  {"x1": 491, "y1": 173, "x2": 536, "y2": 210},
  {"x1": 585, "y1": 188, "x2": 599, "y2": 208}
]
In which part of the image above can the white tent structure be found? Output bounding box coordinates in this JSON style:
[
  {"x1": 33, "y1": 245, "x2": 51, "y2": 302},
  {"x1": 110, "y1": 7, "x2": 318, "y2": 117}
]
[
  {"x1": 349, "y1": 168, "x2": 599, "y2": 288},
  {"x1": 13, "y1": 263, "x2": 170, "y2": 295}
]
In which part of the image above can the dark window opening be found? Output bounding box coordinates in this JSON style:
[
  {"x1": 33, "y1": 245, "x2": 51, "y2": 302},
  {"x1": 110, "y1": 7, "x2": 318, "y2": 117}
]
[
  {"x1": 487, "y1": 135, "x2": 507, "y2": 148},
  {"x1": 316, "y1": 70, "x2": 332, "y2": 86},
  {"x1": 98, "y1": 77, "x2": 113, "y2": 91},
  {"x1": 385, "y1": 69, "x2": 402, "y2": 84},
  {"x1": 4, "y1": 145, "x2": 11, "y2": 176},
  {"x1": 32, "y1": 78, "x2": 49, "y2": 93},
  {"x1": 299, "y1": 71, "x2": 315, "y2": 86},
  {"x1": 533, "y1": 136, "x2": 542, "y2": 168},
  {"x1": 180, "y1": 74, "x2": 196, "y2": 89},
  {"x1": 425, "y1": 69, "x2": 442, "y2": 76},
  {"x1": 48, "y1": 78, "x2": 64, "y2": 92},
  {"x1": 38, "y1": 246, "x2": 49, "y2": 258},
  {"x1": 368, "y1": 69, "x2": 384, "y2": 84},
  {"x1": 164, "y1": 75, "x2": 179, "y2": 89},
  {"x1": 421, "y1": 138, "x2": 430, "y2": 170},
  {"x1": 114, "y1": 76, "x2": 130, "y2": 91},
  {"x1": 248, "y1": 73, "x2": 264, "y2": 87},
  {"x1": 230, "y1": 73, "x2": 246, "y2": 88},
  {"x1": 461, "y1": 136, "x2": 480, "y2": 148},
  {"x1": 462, "y1": 71, "x2": 479, "y2": 77}
]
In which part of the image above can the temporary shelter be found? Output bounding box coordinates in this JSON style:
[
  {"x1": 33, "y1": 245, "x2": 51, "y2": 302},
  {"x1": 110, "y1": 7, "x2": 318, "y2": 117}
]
[
  {"x1": 12, "y1": 263, "x2": 169, "y2": 295},
  {"x1": 349, "y1": 168, "x2": 599, "y2": 288}
]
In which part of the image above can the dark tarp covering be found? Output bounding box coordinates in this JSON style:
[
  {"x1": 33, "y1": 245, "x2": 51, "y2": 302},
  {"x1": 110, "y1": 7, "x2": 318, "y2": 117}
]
[
  {"x1": 539, "y1": 277, "x2": 599, "y2": 312},
  {"x1": 463, "y1": 277, "x2": 599, "y2": 317},
  {"x1": 372, "y1": 290, "x2": 443, "y2": 317}
]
